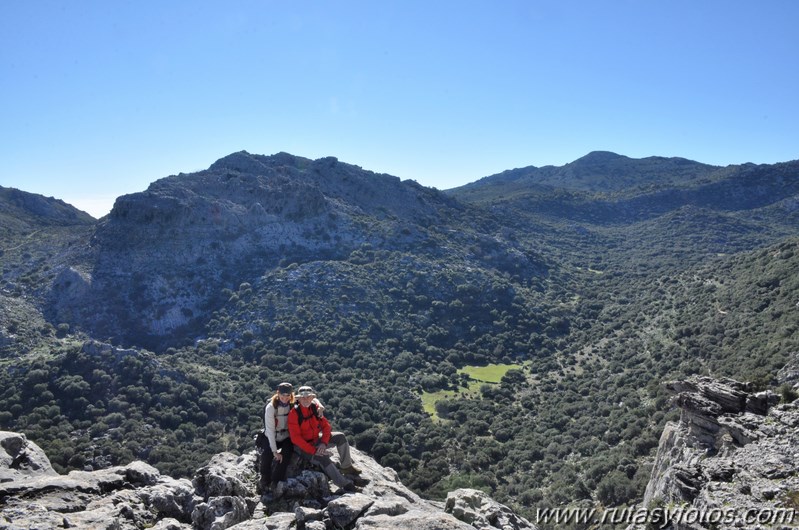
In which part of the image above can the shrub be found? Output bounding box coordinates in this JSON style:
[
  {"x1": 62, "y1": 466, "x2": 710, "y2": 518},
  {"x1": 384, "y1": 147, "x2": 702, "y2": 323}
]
[
  {"x1": 596, "y1": 470, "x2": 638, "y2": 506},
  {"x1": 780, "y1": 384, "x2": 798, "y2": 404}
]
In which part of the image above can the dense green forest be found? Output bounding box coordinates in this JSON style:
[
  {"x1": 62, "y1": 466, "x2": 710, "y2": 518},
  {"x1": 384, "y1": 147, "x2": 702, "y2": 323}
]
[
  {"x1": 3, "y1": 238, "x2": 798, "y2": 519},
  {"x1": 1, "y1": 155, "x2": 798, "y2": 522}
]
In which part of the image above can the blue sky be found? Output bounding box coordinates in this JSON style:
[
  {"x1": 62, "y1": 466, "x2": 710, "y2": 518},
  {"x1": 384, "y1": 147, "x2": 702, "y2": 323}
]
[{"x1": 2, "y1": 1, "x2": 797, "y2": 218}]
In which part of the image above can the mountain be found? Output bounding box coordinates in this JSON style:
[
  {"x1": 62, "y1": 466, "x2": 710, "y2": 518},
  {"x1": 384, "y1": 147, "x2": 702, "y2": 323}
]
[
  {"x1": 451, "y1": 152, "x2": 799, "y2": 223},
  {"x1": 1, "y1": 150, "x2": 799, "y2": 524},
  {"x1": 0, "y1": 187, "x2": 96, "y2": 357},
  {"x1": 0, "y1": 186, "x2": 95, "y2": 233},
  {"x1": 456, "y1": 151, "x2": 720, "y2": 195},
  {"x1": 57, "y1": 150, "x2": 799, "y2": 350},
  {"x1": 449, "y1": 153, "x2": 799, "y2": 270},
  {"x1": 50, "y1": 150, "x2": 547, "y2": 348}
]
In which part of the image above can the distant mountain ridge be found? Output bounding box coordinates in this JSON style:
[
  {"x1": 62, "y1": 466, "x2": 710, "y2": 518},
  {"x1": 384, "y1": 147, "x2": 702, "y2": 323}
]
[
  {"x1": 0, "y1": 186, "x2": 94, "y2": 235},
  {"x1": 454, "y1": 158, "x2": 799, "y2": 219},
  {"x1": 14, "y1": 149, "x2": 798, "y2": 347},
  {"x1": 456, "y1": 151, "x2": 722, "y2": 194},
  {"x1": 449, "y1": 153, "x2": 799, "y2": 270}
]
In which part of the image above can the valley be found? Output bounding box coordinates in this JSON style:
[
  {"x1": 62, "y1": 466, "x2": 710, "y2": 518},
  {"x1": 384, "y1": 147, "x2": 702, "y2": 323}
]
[{"x1": 1, "y1": 151, "x2": 798, "y2": 522}]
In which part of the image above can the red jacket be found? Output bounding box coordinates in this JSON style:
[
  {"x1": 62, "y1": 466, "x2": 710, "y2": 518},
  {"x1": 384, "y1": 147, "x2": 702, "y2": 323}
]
[{"x1": 288, "y1": 404, "x2": 331, "y2": 455}]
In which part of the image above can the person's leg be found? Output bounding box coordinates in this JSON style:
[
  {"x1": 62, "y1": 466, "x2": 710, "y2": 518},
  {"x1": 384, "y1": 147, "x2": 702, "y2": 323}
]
[
  {"x1": 273, "y1": 438, "x2": 293, "y2": 482},
  {"x1": 328, "y1": 432, "x2": 352, "y2": 468},
  {"x1": 259, "y1": 447, "x2": 275, "y2": 490},
  {"x1": 329, "y1": 432, "x2": 360, "y2": 473},
  {"x1": 310, "y1": 453, "x2": 352, "y2": 488}
]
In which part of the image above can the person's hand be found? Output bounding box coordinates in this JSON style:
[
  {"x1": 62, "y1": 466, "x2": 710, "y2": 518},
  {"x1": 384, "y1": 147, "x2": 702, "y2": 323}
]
[
  {"x1": 274, "y1": 453, "x2": 283, "y2": 463},
  {"x1": 317, "y1": 403, "x2": 325, "y2": 418},
  {"x1": 315, "y1": 443, "x2": 328, "y2": 456}
]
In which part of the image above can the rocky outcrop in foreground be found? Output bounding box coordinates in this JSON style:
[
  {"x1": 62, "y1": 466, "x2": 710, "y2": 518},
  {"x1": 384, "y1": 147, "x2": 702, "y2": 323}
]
[
  {"x1": 0, "y1": 431, "x2": 535, "y2": 530},
  {"x1": 640, "y1": 376, "x2": 798, "y2": 529}
]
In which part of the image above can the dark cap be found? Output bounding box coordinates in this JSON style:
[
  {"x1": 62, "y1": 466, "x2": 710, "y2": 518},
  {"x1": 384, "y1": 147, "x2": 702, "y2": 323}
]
[
  {"x1": 296, "y1": 385, "x2": 316, "y2": 397},
  {"x1": 277, "y1": 382, "x2": 293, "y2": 395}
]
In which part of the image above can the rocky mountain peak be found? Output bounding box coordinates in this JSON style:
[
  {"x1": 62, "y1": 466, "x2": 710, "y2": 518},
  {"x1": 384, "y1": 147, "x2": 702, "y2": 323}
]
[
  {"x1": 0, "y1": 430, "x2": 535, "y2": 530},
  {"x1": 568, "y1": 150, "x2": 627, "y2": 166},
  {"x1": 207, "y1": 151, "x2": 313, "y2": 174},
  {"x1": 51, "y1": 150, "x2": 476, "y2": 344}
]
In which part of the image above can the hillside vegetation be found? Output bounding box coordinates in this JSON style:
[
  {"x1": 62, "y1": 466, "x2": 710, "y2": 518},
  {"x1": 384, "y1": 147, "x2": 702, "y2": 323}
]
[{"x1": 1, "y1": 151, "x2": 798, "y2": 521}]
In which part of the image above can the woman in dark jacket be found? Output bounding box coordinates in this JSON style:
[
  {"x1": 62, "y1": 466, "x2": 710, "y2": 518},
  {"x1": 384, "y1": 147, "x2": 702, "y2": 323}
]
[{"x1": 259, "y1": 382, "x2": 295, "y2": 493}]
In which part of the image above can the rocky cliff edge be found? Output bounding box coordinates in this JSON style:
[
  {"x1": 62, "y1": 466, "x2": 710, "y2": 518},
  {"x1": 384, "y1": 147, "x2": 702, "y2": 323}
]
[
  {"x1": 639, "y1": 376, "x2": 798, "y2": 529},
  {"x1": 0, "y1": 431, "x2": 535, "y2": 530}
]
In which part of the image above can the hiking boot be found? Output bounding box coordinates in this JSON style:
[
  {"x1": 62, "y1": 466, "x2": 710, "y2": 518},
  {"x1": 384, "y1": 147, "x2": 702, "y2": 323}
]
[
  {"x1": 352, "y1": 476, "x2": 370, "y2": 487},
  {"x1": 256, "y1": 480, "x2": 268, "y2": 495},
  {"x1": 341, "y1": 481, "x2": 356, "y2": 493},
  {"x1": 340, "y1": 465, "x2": 362, "y2": 475}
]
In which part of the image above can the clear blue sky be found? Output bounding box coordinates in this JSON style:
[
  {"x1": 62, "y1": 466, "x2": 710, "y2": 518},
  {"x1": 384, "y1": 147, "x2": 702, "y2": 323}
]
[{"x1": 2, "y1": 1, "x2": 797, "y2": 218}]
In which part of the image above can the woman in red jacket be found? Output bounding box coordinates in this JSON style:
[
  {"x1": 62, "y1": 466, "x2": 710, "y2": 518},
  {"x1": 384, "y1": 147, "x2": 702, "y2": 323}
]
[{"x1": 288, "y1": 385, "x2": 362, "y2": 492}]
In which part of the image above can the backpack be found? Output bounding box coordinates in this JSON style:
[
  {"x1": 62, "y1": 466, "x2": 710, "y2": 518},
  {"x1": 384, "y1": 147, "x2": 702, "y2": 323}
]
[{"x1": 293, "y1": 401, "x2": 320, "y2": 426}]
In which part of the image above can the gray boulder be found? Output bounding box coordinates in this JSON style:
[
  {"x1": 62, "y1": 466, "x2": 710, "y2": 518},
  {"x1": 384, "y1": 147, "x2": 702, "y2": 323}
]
[
  {"x1": 445, "y1": 488, "x2": 536, "y2": 530},
  {"x1": 327, "y1": 493, "x2": 374, "y2": 527},
  {"x1": 355, "y1": 510, "x2": 477, "y2": 529},
  {"x1": 191, "y1": 496, "x2": 252, "y2": 530},
  {"x1": 193, "y1": 452, "x2": 254, "y2": 499},
  {"x1": 0, "y1": 431, "x2": 57, "y2": 482},
  {"x1": 140, "y1": 476, "x2": 198, "y2": 521}
]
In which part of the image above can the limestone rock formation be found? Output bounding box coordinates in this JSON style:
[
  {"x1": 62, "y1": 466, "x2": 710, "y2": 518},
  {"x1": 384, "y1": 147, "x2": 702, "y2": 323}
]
[
  {"x1": 0, "y1": 430, "x2": 535, "y2": 530},
  {"x1": 638, "y1": 376, "x2": 798, "y2": 529},
  {"x1": 52, "y1": 151, "x2": 471, "y2": 343}
]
